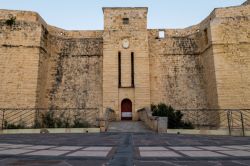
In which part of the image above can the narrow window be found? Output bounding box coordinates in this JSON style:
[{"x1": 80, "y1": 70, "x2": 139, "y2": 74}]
[
  {"x1": 118, "y1": 52, "x2": 121, "y2": 87},
  {"x1": 131, "y1": 52, "x2": 134, "y2": 87},
  {"x1": 159, "y1": 30, "x2": 165, "y2": 39},
  {"x1": 123, "y1": 18, "x2": 129, "y2": 24},
  {"x1": 204, "y1": 28, "x2": 208, "y2": 45}
]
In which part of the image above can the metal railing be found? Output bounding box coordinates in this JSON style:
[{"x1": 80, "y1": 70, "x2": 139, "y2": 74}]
[
  {"x1": 0, "y1": 108, "x2": 100, "y2": 129},
  {"x1": 179, "y1": 109, "x2": 250, "y2": 136},
  {"x1": 227, "y1": 110, "x2": 250, "y2": 136},
  {"x1": 1, "y1": 108, "x2": 250, "y2": 136}
]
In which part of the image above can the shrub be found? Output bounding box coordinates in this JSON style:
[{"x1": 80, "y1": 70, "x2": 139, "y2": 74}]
[
  {"x1": 72, "y1": 116, "x2": 90, "y2": 128},
  {"x1": 5, "y1": 110, "x2": 91, "y2": 129},
  {"x1": 41, "y1": 110, "x2": 56, "y2": 128},
  {"x1": 151, "y1": 103, "x2": 194, "y2": 129},
  {"x1": 54, "y1": 112, "x2": 70, "y2": 128},
  {"x1": 35, "y1": 110, "x2": 91, "y2": 128},
  {"x1": 4, "y1": 120, "x2": 27, "y2": 129},
  {"x1": 5, "y1": 16, "x2": 16, "y2": 26}
]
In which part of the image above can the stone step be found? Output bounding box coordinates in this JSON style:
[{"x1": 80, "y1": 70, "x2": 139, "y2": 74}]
[{"x1": 107, "y1": 121, "x2": 153, "y2": 133}]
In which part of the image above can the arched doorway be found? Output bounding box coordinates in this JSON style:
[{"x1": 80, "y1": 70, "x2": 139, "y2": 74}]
[{"x1": 121, "y1": 99, "x2": 132, "y2": 120}]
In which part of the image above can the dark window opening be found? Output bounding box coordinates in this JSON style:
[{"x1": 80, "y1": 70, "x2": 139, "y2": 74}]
[
  {"x1": 118, "y1": 52, "x2": 121, "y2": 88},
  {"x1": 131, "y1": 52, "x2": 134, "y2": 87},
  {"x1": 204, "y1": 28, "x2": 208, "y2": 45},
  {"x1": 123, "y1": 18, "x2": 129, "y2": 24}
]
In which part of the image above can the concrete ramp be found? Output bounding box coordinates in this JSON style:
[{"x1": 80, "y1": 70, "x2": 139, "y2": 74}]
[{"x1": 107, "y1": 121, "x2": 153, "y2": 133}]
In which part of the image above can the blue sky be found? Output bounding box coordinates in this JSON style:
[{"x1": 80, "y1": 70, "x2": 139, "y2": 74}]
[{"x1": 0, "y1": 0, "x2": 246, "y2": 30}]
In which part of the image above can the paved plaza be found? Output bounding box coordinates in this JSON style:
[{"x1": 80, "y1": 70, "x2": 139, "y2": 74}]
[{"x1": 0, "y1": 133, "x2": 250, "y2": 165}]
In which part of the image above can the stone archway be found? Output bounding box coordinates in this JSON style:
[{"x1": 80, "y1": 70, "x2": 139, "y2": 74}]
[{"x1": 121, "y1": 99, "x2": 132, "y2": 120}]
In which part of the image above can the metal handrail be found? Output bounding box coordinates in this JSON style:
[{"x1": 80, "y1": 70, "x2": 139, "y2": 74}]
[
  {"x1": 1, "y1": 109, "x2": 250, "y2": 133},
  {"x1": 240, "y1": 111, "x2": 245, "y2": 136},
  {"x1": 227, "y1": 110, "x2": 232, "y2": 136},
  {"x1": 1, "y1": 110, "x2": 4, "y2": 129},
  {"x1": 0, "y1": 108, "x2": 99, "y2": 129},
  {"x1": 227, "y1": 110, "x2": 246, "y2": 136}
]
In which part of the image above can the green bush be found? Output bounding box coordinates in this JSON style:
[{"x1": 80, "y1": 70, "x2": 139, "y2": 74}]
[
  {"x1": 35, "y1": 110, "x2": 91, "y2": 128},
  {"x1": 5, "y1": 16, "x2": 16, "y2": 26},
  {"x1": 151, "y1": 103, "x2": 194, "y2": 129},
  {"x1": 4, "y1": 111, "x2": 91, "y2": 129},
  {"x1": 41, "y1": 111, "x2": 56, "y2": 128},
  {"x1": 4, "y1": 120, "x2": 26, "y2": 129},
  {"x1": 72, "y1": 118, "x2": 90, "y2": 128}
]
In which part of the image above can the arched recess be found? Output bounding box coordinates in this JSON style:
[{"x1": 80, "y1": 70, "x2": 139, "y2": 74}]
[{"x1": 121, "y1": 98, "x2": 132, "y2": 120}]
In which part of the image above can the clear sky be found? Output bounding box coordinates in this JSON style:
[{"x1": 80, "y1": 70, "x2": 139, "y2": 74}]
[{"x1": 0, "y1": 0, "x2": 246, "y2": 30}]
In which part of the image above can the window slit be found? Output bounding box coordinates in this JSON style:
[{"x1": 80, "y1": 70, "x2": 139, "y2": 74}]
[
  {"x1": 118, "y1": 52, "x2": 121, "y2": 87},
  {"x1": 131, "y1": 52, "x2": 134, "y2": 87}
]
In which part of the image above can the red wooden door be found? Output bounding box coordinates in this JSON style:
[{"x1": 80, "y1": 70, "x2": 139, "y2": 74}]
[{"x1": 121, "y1": 99, "x2": 132, "y2": 120}]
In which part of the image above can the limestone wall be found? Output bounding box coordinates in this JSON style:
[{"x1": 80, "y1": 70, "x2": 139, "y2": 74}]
[
  {"x1": 103, "y1": 8, "x2": 150, "y2": 120},
  {"x1": 210, "y1": 5, "x2": 250, "y2": 109},
  {"x1": 198, "y1": 13, "x2": 219, "y2": 109},
  {"x1": 36, "y1": 28, "x2": 103, "y2": 115},
  {"x1": 0, "y1": 11, "x2": 43, "y2": 108},
  {"x1": 0, "y1": 2, "x2": 250, "y2": 126},
  {"x1": 148, "y1": 29, "x2": 207, "y2": 109},
  {"x1": 0, "y1": 10, "x2": 104, "y2": 118},
  {"x1": 242, "y1": 0, "x2": 250, "y2": 6},
  {"x1": 48, "y1": 37, "x2": 103, "y2": 110},
  {"x1": 149, "y1": 4, "x2": 250, "y2": 110}
]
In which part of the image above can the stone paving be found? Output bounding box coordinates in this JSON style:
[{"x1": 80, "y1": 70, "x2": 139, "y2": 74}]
[
  {"x1": 138, "y1": 145, "x2": 250, "y2": 158},
  {"x1": 0, "y1": 143, "x2": 112, "y2": 157},
  {"x1": 0, "y1": 133, "x2": 250, "y2": 165}
]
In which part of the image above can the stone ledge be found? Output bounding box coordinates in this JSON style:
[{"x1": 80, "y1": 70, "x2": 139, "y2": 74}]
[
  {"x1": 167, "y1": 129, "x2": 250, "y2": 136},
  {"x1": 0, "y1": 128, "x2": 100, "y2": 134}
]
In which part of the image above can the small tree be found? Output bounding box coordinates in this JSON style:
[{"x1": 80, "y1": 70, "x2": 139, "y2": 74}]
[{"x1": 151, "y1": 103, "x2": 194, "y2": 129}]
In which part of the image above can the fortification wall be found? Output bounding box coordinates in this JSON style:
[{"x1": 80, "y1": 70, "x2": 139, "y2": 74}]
[
  {"x1": 209, "y1": 5, "x2": 250, "y2": 109},
  {"x1": 198, "y1": 12, "x2": 219, "y2": 109},
  {"x1": 42, "y1": 36, "x2": 103, "y2": 110},
  {"x1": 0, "y1": 1, "x2": 250, "y2": 115},
  {"x1": 149, "y1": 3, "x2": 250, "y2": 110},
  {"x1": 148, "y1": 28, "x2": 207, "y2": 109},
  {"x1": 0, "y1": 10, "x2": 104, "y2": 114},
  {"x1": 242, "y1": 0, "x2": 250, "y2": 6},
  {"x1": 36, "y1": 26, "x2": 103, "y2": 114},
  {"x1": 0, "y1": 10, "x2": 44, "y2": 108}
]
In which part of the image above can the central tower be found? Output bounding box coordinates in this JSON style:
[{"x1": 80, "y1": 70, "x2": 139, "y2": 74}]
[{"x1": 102, "y1": 7, "x2": 150, "y2": 120}]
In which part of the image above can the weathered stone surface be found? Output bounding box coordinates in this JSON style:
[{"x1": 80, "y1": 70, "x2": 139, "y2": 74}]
[
  {"x1": 243, "y1": 0, "x2": 250, "y2": 5},
  {"x1": 0, "y1": 2, "x2": 249, "y2": 126}
]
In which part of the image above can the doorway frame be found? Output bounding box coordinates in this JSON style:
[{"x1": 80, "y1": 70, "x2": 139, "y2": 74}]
[{"x1": 121, "y1": 98, "x2": 133, "y2": 120}]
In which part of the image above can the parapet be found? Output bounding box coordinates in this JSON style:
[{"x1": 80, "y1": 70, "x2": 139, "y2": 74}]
[
  {"x1": 102, "y1": 7, "x2": 148, "y2": 13},
  {"x1": 242, "y1": 0, "x2": 250, "y2": 5},
  {"x1": 47, "y1": 25, "x2": 103, "y2": 39},
  {"x1": 0, "y1": 9, "x2": 47, "y2": 27}
]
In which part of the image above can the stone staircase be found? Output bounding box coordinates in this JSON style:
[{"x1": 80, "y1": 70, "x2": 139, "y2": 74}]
[{"x1": 107, "y1": 121, "x2": 154, "y2": 133}]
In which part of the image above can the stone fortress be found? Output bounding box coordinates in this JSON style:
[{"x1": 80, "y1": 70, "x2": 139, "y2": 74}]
[{"x1": 0, "y1": 1, "x2": 249, "y2": 123}]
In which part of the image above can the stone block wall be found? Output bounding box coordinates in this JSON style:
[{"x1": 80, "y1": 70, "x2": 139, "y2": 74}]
[
  {"x1": 0, "y1": 10, "x2": 104, "y2": 125},
  {"x1": 242, "y1": 0, "x2": 250, "y2": 5},
  {"x1": 148, "y1": 29, "x2": 207, "y2": 109},
  {"x1": 36, "y1": 27, "x2": 103, "y2": 115},
  {"x1": 0, "y1": 10, "x2": 44, "y2": 108},
  {"x1": 149, "y1": 3, "x2": 250, "y2": 110},
  {"x1": 0, "y1": 2, "x2": 250, "y2": 126},
  {"x1": 47, "y1": 38, "x2": 103, "y2": 110},
  {"x1": 103, "y1": 8, "x2": 150, "y2": 120},
  {"x1": 210, "y1": 5, "x2": 250, "y2": 109}
]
